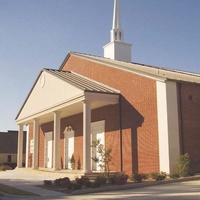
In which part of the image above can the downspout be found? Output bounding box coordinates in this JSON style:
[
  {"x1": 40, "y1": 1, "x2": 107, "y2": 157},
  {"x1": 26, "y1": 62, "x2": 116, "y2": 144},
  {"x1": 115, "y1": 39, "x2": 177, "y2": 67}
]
[
  {"x1": 119, "y1": 95, "x2": 123, "y2": 172},
  {"x1": 178, "y1": 83, "x2": 185, "y2": 154}
]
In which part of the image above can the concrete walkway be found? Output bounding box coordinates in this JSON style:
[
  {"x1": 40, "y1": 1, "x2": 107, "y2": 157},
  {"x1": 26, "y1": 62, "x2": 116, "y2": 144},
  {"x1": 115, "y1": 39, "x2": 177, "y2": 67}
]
[{"x1": 0, "y1": 168, "x2": 78, "y2": 199}]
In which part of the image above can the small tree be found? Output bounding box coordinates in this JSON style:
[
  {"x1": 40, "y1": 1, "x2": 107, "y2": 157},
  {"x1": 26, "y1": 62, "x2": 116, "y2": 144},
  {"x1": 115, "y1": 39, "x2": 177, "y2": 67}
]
[
  {"x1": 91, "y1": 139, "x2": 113, "y2": 177},
  {"x1": 70, "y1": 153, "x2": 75, "y2": 170},
  {"x1": 177, "y1": 153, "x2": 191, "y2": 177}
]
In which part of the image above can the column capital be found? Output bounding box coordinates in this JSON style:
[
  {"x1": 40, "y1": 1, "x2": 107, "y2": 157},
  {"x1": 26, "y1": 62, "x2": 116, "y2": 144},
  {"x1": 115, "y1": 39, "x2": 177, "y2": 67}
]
[
  {"x1": 53, "y1": 110, "x2": 61, "y2": 115},
  {"x1": 82, "y1": 99, "x2": 92, "y2": 104},
  {"x1": 33, "y1": 118, "x2": 40, "y2": 124}
]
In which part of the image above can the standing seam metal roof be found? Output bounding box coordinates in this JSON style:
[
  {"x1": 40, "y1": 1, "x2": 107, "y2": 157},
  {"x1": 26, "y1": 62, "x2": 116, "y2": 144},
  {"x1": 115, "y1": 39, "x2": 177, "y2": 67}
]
[{"x1": 44, "y1": 69, "x2": 119, "y2": 94}]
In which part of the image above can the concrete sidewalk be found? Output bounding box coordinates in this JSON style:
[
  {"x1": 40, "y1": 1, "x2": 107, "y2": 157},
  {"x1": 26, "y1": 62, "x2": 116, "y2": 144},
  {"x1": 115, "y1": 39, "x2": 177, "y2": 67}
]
[{"x1": 0, "y1": 168, "x2": 74, "y2": 199}]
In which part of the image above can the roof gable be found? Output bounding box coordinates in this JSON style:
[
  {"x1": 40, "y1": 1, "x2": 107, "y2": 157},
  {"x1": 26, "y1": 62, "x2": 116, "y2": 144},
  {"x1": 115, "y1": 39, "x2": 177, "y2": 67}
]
[
  {"x1": 16, "y1": 70, "x2": 84, "y2": 122},
  {"x1": 16, "y1": 69, "x2": 119, "y2": 122}
]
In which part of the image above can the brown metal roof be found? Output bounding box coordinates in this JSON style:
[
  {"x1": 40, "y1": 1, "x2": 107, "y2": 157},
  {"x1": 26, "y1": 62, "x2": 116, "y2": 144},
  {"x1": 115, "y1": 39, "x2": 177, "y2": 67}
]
[{"x1": 44, "y1": 69, "x2": 119, "y2": 94}]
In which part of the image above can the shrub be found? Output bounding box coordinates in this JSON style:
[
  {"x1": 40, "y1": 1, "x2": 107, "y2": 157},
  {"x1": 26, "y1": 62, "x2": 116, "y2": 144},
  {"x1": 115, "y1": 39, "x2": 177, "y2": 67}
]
[
  {"x1": 131, "y1": 173, "x2": 143, "y2": 183},
  {"x1": 109, "y1": 173, "x2": 128, "y2": 185},
  {"x1": 75, "y1": 176, "x2": 91, "y2": 188},
  {"x1": 71, "y1": 182, "x2": 82, "y2": 190},
  {"x1": 70, "y1": 154, "x2": 75, "y2": 170},
  {"x1": 141, "y1": 173, "x2": 149, "y2": 180},
  {"x1": 169, "y1": 172, "x2": 180, "y2": 179},
  {"x1": 61, "y1": 177, "x2": 72, "y2": 189},
  {"x1": 116, "y1": 173, "x2": 129, "y2": 185},
  {"x1": 91, "y1": 181, "x2": 100, "y2": 188},
  {"x1": 177, "y1": 153, "x2": 191, "y2": 177},
  {"x1": 150, "y1": 172, "x2": 167, "y2": 181},
  {"x1": 94, "y1": 175, "x2": 107, "y2": 187},
  {"x1": 53, "y1": 177, "x2": 72, "y2": 188},
  {"x1": 43, "y1": 180, "x2": 53, "y2": 186},
  {"x1": 108, "y1": 174, "x2": 117, "y2": 184},
  {"x1": 150, "y1": 172, "x2": 158, "y2": 180},
  {"x1": 54, "y1": 178, "x2": 63, "y2": 187},
  {"x1": 0, "y1": 164, "x2": 12, "y2": 171}
]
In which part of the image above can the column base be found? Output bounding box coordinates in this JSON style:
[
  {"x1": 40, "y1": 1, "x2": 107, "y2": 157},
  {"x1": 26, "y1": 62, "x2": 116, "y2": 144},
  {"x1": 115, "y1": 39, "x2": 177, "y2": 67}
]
[
  {"x1": 16, "y1": 166, "x2": 23, "y2": 169},
  {"x1": 52, "y1": 168, "x2": 61, "y2": 171},
  {"x1": 32, "y1": 167, "x2": 39, "y2": 170},
  {"x1": 82, "y1": 169, "x2": 92, "y2": 174}
]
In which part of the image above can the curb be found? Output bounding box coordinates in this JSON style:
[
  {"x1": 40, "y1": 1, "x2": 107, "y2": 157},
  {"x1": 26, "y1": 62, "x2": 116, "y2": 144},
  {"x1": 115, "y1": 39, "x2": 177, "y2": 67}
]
[{"x1": 70, "y1": 175, "x2": 200, "y2": 195}]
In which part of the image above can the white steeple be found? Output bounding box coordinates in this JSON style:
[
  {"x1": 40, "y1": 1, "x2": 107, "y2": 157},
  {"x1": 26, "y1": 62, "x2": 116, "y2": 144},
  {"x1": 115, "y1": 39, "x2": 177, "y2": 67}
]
[
  {"x1": 103, "y1": 0, "x2": 132, "y2": 62},
  {"x1": 111, "y1": 0, "x2": 124, "y2": 42}
]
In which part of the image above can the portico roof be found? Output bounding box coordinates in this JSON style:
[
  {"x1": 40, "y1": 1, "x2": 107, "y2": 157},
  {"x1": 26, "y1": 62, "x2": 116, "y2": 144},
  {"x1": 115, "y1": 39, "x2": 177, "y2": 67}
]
[
  {"x1": 16, "y1": 69, "x2": 119, "y2": 125},
  {"x1": 44, "y1": 69, "x2": 119, "y2": 94}
]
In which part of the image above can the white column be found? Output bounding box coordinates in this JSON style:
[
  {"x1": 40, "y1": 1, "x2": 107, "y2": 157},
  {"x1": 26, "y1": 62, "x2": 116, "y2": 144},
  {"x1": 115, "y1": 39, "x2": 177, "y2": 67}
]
[
  {"x1": 17, "y1": 124, "x2": 24, "y2": 168},
  {"x1": 25, "y1": 125, "x2": 30, "y2": 168},
  {"x1": 32, "y1": 119, "x2": 39, "y2": 169},
  {"x1": 53, "y1": 111, "x2": 61, "y2": 171},
  {"x1": 83, "y1": 100, "x2": 92, "y2": 173}
]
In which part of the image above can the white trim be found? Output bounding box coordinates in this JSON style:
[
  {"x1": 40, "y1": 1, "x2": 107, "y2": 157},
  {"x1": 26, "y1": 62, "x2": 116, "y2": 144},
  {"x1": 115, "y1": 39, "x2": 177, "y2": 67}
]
[
  {"x1": 16, "y1": 92, "x2": 119, "y2": 125},
  {"x1": 91, "y1": 120, "x2": 105, "y2": 129},
  {"x1": 16, "y1": 94, "x2": 85, "y2": 124},
  {"x1": 71, "y1": 53, "x2": 167, "y2": 82},
  {"x1": 85, "y1": 92, "x2": 119, "y2": 103},
  {"x1": 157, "y1": 81, "x2": 180, "y2": 173}
]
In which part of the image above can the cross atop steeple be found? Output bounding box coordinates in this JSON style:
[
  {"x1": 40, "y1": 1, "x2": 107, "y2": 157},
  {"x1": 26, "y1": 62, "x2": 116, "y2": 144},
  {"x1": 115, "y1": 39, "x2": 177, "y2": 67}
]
[{"x1": 111, "y1": 0, "x2": 124, "y2": 42}]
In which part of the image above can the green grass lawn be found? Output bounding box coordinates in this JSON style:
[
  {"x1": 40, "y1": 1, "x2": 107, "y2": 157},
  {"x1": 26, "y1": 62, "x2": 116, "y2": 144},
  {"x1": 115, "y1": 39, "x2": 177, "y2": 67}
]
[{"x1": 0, "y1": 183, "x2": 37, "y2": 196}]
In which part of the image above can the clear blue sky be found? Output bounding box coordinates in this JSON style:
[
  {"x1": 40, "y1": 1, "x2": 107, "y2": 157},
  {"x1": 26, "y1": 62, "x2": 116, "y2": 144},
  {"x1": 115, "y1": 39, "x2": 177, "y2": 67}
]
[{"x1": 0, "y1": 0, "x2": 200, "y2": 132}]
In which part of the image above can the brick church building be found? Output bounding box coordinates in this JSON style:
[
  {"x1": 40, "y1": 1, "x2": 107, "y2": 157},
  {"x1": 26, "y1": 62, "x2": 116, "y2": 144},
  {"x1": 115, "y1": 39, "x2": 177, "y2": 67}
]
[{"x1": 16, "y1": 0, "x2": 200, "y2": 175}]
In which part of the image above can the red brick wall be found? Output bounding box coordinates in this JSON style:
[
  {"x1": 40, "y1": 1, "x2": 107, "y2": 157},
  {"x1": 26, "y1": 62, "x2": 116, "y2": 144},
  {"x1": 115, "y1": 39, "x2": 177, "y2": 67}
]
[
  {"x1": 29, "y1": 104, "x2": 120, "y2": 171},
  {"x1": 61, "y1": 105, "x2": 120, "y2": 171},
  {"x1": 61, "y1": 55, "x2": 159, "y2": 174},
  {"x1": 177, "y1": 82, "x2": 200, "y2": 172},
  {"x1": 40, "y1": 122, "x2": 53, "y2": 168},
  {"x1": 27, "y1": 55, "x2": 159, "y2": 174}
]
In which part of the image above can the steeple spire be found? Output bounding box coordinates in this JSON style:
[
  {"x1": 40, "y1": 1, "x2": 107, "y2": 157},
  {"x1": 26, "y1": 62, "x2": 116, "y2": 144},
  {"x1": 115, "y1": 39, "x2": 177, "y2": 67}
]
[
  {"x1": 111, "y1": 0, "x2": 124, "y2": 42},
  {"x1": 113, "y1": 0, "x2": 121, "y2": 29},
  {"x1": 103, "y1": 0, "x2": 132, "y2": 62}
]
